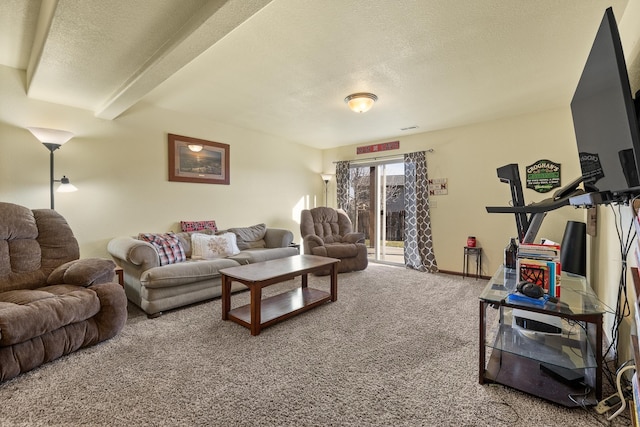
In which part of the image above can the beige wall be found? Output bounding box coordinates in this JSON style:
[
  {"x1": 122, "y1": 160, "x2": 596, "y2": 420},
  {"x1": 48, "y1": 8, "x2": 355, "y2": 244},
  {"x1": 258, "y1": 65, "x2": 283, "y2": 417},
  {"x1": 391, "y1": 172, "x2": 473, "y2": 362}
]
[
  {"x1": 0, "y1": 65, "x2": 325, "y2": 258},
  {"x1": 323, "y1": 107, "x2": 586, "y2": 275}
]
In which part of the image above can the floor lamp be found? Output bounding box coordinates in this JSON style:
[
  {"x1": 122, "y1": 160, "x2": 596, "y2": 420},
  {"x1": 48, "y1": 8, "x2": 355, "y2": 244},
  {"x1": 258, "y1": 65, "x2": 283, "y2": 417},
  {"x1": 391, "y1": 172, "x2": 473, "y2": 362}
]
[
  {"x1": 321, "y1": 174, "x2": 332, "y2": 207},
  {"x1": 28, "y1": 127, "x2": 77, "y2": 210}
]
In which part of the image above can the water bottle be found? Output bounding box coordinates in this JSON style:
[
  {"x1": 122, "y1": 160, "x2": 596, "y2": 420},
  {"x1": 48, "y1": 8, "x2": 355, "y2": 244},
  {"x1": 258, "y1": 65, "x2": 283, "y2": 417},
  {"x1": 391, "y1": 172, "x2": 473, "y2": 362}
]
[{"x1": 504, "y1": 238, "x2": 517, "y2": 269}]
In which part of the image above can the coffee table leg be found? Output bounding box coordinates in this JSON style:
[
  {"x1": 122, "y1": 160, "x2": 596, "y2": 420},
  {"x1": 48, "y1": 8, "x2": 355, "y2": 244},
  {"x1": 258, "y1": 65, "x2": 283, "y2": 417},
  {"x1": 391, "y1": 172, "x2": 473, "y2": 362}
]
[
  {"x1": 222, "y1": 274, "x2": 230, "y2": 320},
  {"x1": 250, "y1": 285, "x2": 262, "y2": 336},
  {"x1": 301, "y1": 273, "x2": 308, "y2": 288},
  {"x1": 330, "y1": 262, "x2": 338, "y2": 302}
]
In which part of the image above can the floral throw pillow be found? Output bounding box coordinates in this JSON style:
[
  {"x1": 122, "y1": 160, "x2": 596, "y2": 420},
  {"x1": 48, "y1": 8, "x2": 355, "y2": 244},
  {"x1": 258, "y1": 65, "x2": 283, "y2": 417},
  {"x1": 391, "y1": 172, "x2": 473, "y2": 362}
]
[
  {"x1": 191, "y1": 233, "x2": 241, "y2": 259},
  {"x1": 138, "y1": 232, "x2": 186, "y2": 266},
  {"x1": 180, "y1": 220, "x2": 218, "y2": 232}
]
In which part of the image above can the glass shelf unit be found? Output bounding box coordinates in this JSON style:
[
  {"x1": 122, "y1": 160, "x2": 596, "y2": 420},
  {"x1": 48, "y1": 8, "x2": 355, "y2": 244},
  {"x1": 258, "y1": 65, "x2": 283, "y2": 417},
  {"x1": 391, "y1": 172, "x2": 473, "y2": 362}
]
[
  {"x1": 479, "y1": 265, "x2": 604, "y2": 407},
  {"x1": 486, "y1": 309, "x2": 597, "y2": 370}
]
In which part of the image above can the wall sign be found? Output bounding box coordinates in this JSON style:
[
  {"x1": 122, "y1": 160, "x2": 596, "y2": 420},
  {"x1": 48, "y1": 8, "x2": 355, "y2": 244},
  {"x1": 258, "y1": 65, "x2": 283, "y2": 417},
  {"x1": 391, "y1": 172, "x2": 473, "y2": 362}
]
[
  {"x1": 525, "y1": 159, "x2": 561, "y2": 193},
  {"x1": 428, "y1": 178, "x2": 448, "y2": 195},
  {"x1": 356, "y1": 140, "x2": 399, "y2": 155}
]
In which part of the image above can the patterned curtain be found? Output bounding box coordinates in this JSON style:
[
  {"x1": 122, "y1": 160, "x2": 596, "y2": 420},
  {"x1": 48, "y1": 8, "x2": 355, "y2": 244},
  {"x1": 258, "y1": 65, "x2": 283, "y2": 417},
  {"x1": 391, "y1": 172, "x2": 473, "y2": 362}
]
[
  {"x1": 336, "y1": 161, "x2": 350, "y2": 210},
  {"x1": 404, "y1": 152, "x2": 438, "y2": 272}
]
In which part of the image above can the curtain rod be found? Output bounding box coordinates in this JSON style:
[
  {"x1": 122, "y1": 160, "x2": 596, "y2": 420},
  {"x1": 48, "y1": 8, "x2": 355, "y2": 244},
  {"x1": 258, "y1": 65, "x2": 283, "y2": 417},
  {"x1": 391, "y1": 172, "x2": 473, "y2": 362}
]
[{"x1": 332, "y1": 148, "x2": 434, "y2": 164}]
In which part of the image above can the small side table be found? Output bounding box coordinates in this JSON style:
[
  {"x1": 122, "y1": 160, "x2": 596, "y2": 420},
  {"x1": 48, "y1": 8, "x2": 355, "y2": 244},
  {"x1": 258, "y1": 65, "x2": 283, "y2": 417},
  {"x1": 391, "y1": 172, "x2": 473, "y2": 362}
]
[
  {"x1": 289, "y1": 243, "x2": 301, "y2": 254},
  {"x1": 115, "y1": 267, "x2": 124, "y2": 287},
  {"x1": 463, "y1": 246, "x2": 482, "y2": 279}
]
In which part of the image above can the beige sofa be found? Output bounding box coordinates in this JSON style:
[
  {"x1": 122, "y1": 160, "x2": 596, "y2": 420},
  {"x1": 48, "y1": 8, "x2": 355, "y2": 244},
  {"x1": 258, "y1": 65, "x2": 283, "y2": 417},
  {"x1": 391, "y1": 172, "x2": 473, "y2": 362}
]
[{"x1": 107, "y1": 224, "x2": 298, "y2": 317}]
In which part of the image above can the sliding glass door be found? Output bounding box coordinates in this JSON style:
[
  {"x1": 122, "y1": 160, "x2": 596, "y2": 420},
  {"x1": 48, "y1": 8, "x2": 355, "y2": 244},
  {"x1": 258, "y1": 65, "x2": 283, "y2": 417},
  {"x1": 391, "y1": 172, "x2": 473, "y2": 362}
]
[{"x1": 344, "y1": 160, "x2": 405, "y2": 265}]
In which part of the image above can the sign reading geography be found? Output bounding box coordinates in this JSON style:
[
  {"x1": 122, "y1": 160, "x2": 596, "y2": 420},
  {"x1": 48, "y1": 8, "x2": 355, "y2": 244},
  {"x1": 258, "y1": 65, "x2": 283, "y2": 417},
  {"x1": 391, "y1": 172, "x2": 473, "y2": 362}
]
[{"x1": 525, "y1": 159, "x2": 561, "y2": 193}]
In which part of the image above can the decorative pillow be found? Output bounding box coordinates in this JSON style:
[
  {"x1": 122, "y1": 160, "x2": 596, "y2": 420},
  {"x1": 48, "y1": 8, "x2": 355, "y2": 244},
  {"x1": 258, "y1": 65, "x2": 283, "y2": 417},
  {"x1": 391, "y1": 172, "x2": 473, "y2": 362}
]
[
  {"x1": 191, "y1": 232, "x2": 241, "y2": 259},
  {"x1": 138, "y1": 232, "x2": 186, "y2": 266},
  {"x1": 180, "y1": 220, "x2": 218, "y2": 233},
  {"x1": 228, "y1": 223, "x2": 267, "y2": 250}
]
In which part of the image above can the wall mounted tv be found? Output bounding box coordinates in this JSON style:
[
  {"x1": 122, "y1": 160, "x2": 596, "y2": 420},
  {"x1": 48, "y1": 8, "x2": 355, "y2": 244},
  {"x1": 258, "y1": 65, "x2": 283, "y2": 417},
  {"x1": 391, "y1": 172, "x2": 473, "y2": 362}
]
[{"x1": 571, "y1": 7, "x2": 640, "y2": 203}]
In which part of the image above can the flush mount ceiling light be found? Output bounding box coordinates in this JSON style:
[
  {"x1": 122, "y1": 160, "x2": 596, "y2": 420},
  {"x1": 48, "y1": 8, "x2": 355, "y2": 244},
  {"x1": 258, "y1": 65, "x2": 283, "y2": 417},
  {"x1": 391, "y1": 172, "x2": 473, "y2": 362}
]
[{"x1": 344, "y1": 93, "x2": 378, "y2": 113}]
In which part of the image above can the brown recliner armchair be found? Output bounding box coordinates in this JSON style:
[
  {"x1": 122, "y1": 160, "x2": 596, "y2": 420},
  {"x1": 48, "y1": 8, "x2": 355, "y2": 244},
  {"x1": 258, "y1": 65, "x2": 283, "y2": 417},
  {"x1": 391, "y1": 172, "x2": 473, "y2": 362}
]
[
  {"x1": 300, "y1": 207, "x2": 368, "y2": 274},
  {"x1": 0, "y1": 202, "x2": 127, "y2": 382}
]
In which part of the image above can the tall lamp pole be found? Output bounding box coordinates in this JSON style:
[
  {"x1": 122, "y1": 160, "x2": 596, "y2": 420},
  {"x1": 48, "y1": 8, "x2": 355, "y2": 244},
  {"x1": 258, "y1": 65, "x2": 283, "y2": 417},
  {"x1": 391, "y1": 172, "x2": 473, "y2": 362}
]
[
  {"x1": 44, "y1": 142, "x2": 61, "y2": 209},
  {"x1": 321, "y1": 174, "x2": 332, "y2": 207}
]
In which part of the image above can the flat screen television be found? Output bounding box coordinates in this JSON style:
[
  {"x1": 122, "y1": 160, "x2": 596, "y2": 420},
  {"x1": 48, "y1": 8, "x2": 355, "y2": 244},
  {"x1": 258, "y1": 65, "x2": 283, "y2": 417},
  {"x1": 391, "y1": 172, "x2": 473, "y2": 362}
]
[{"x1": 571, "y1": 7, "x2": 640, "y2": 200}]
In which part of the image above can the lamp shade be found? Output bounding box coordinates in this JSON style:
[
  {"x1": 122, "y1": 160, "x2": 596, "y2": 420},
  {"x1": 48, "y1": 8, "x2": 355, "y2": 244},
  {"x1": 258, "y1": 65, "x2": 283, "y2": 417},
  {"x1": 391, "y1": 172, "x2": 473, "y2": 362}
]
[
  {"x1": 344, "y1": 93, "x2": 378, "y2": 113},
  {"x1": 188, "y1": 144, "x2": 203, "y2": 152},
  {"x1": 56, "y1": 176, "x2": 78, "y2": 193},
  {"x1": 27, "y1": 127, "x2": 74, "y2": 145},
  {"x1": 321, "y1": 174, "x2": 332, "y2": 182}
]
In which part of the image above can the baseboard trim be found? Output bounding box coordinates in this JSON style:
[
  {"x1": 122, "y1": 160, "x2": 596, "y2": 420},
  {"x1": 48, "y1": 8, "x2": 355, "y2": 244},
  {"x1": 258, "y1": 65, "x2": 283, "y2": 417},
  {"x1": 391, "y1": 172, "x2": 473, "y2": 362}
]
[{"x1": 438, "y1": 269, "x2": 491, "y2": 280}]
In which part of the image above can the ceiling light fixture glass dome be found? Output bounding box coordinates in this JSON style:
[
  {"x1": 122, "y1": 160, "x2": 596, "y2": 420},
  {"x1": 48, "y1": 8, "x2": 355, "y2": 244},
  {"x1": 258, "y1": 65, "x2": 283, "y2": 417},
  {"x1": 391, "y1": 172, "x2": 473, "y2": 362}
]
[{"x1": 344, "y1": 93, "x2": 378, "y2": 113}]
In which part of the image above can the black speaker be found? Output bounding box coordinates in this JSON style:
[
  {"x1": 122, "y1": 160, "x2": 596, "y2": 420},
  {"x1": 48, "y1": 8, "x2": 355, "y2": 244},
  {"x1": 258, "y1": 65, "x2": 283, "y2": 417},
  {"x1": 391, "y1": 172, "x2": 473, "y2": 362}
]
[
  {"x1": 560, "y1": 221, "x2": 587, "y2": 276},
  {"x1": 619, "y1": 148, "x2": 640, "y2": 187}
]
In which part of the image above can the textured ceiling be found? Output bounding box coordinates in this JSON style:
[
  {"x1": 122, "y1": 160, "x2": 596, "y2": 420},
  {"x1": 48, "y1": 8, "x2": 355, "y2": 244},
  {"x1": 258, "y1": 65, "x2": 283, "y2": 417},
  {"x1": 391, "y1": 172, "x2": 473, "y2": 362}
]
[{"x1": 0, "y1": 0, "x2": 631, "y2": 149}]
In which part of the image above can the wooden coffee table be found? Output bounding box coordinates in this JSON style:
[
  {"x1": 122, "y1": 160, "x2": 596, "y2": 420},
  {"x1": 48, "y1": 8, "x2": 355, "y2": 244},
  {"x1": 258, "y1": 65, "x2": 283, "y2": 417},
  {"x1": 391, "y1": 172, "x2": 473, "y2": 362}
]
[{"x1": 220, "y1": 255, "x2": 339, "y2": 335}]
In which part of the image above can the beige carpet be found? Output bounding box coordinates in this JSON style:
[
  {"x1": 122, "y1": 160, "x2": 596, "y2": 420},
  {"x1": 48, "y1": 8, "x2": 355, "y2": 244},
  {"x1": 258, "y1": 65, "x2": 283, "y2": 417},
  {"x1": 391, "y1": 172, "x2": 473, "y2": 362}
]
[{"x1": 0, "y1": 264, "x2": 628, "y2": 426}]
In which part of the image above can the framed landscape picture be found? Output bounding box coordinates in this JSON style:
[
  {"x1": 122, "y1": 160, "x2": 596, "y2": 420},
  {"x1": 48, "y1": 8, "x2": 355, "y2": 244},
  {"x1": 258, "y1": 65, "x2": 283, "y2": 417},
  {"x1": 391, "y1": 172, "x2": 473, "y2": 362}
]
[{"x1": 168, "y1": 134, "x2": 230, "y2": 185}]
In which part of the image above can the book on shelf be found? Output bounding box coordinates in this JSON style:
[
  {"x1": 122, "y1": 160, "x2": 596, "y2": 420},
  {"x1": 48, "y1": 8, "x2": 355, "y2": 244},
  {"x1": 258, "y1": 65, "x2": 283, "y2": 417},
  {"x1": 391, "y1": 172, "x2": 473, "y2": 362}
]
[
  {"x1": 516, "y1": 243, "x2": 561, "y2": 298},
  {"x1": 516, "y1": 258, "x2": 561, "y2": 298},
  {"x1": 517, "y1": 242, "x2": 561, "y2": 258}
]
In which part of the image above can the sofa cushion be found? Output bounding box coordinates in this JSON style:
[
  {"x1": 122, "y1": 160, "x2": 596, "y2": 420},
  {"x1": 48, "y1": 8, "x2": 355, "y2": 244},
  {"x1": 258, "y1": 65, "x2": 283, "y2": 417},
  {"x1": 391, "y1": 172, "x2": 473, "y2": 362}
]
[
  {"x1": 228, "y1": 247, "x2": 299, "y2": 264},
  {"x1": 228, "y1": 224, "x2": 267, "y2": 250},
  {"x1": 140, "y1": 258, "x2": 241, "y2": 289},
  {"x1": 191, "y1": 233, "x2": 240, "y2": 259},
  {"x1": 180, "y1": 220, "x2": 218, "y2": 233},
  {"x1": 313, "y1": 242, "x2": 360, "y2": 258},
  {"x1": 138, "y1": 232, "x2": 186, "y2": 266},
  {"x1": 0, "y1": 285, "x2": 100, "y2": 346}
]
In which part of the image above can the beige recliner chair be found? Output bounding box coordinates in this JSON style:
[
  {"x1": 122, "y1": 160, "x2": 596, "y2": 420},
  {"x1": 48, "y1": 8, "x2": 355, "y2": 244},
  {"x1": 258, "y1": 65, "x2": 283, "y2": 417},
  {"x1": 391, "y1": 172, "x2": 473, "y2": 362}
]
[
  {"x1": 0, "y1": 202, "x2": 127, "y2": 382},
  {"x1": 300, "y1": 207, "x2": 368, "y2": 274}
]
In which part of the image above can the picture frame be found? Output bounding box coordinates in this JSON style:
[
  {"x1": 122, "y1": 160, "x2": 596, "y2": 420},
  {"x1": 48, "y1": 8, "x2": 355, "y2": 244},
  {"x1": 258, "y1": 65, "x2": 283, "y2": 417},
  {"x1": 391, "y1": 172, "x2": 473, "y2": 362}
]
[{"x1": 168, "y1": 134, "x2": 230, "y2": 185}]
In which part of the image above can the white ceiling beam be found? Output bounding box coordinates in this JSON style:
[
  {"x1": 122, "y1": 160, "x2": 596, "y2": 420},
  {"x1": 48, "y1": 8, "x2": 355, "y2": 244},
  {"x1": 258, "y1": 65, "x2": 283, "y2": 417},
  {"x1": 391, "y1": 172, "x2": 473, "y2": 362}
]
[
  {"x1": 26, "y1": 0, "x2": 59, "y2": 93},
  {"x1": 95, "y1": 0, "x2": 272, "y2": 120}
]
